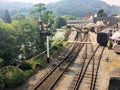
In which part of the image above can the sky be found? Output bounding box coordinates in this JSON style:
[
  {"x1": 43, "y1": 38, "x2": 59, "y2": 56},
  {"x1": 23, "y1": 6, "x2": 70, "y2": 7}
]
[
  {"x1": 6, "y1": 0, "x2": 120, "y2": 6},
  {"x1": 7, "y1": 0, "x2": 60, "y2": 4},
  {"x1": 101, "y1": 0, "x2": 120, "y2": 6}
]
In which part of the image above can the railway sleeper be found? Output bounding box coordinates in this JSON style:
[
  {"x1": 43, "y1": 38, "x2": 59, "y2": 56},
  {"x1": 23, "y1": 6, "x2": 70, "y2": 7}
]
[
  {"x1": 84, "y1": 75, "x2": 92, "y2": 78},
  {"x1": 93, "y1": 87, "x2": 99, "y2": 90},
  {"x1": 85, "y1": 73, "x2": 97, "y2": 76},
  {"x1": 66, "y1": 59, "x2": 71, "y2": 62},
  {"x1": 52, "y1": 63, "x2": 58, "y2": 67},
  {"x1": 59, "y1": 67, "x2": 65, "y2": 71},
  {"x1": 79, "y1": 86, "x2": 90, "y2": 89},
  {"x1": 86, "y1": 70, "x2": 97, "y2": 74}
]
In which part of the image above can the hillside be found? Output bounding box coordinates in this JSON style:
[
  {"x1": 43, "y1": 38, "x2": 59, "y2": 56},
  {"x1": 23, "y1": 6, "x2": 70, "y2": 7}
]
[
  {"x1": 0, "y1": 1, "x2": 33, "y2": 18},
  {"x1": 46, "y1": 0, "x2": 120, "y2": 17},
  {"x1": 0, "y1": 1, "x2": 33, "y2": 10}
]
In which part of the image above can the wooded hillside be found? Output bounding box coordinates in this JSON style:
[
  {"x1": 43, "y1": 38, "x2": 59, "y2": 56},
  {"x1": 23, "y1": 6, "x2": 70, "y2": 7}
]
[{"x1": 46, "y1": 0, "x2": 120, "y2": 17}]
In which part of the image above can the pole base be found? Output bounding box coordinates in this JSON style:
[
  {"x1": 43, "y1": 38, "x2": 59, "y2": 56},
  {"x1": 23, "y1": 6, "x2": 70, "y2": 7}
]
[{"x1": 47, "y1": 57, "x2": 50, "y2": 63}]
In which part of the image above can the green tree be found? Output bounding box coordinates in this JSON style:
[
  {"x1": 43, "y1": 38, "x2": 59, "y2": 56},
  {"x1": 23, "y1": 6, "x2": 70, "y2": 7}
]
[
  {"x1": 0, "y1": 66, "x2": 24, "y2": 88},
  {"x1": 11, "y1": 19, "x2": 40, "y2": 59},
  {"x1": 55, "y1": 17, "x2": 66, "y2": 28},
  {"x1": 30, "y1": 3, "x2": 46, "y2": 19},
  {"x1": 42, "y1": 10, "x2": 52, "y2": 23},
  {"x1": 0, "y1": 22, "x2": 18, "y2": 65},
  {"x1": 3, "y1": 9, "x2": 11, "y2": 23},
  {"x1": 97, "y1": 9, "x2": 107, "y2": 17},
  {"x1": 12, "y1": 14, "x2": 25, "y2": 20},
  {"x1": 0, "y1": 19, "x2": 40, "y2": 65},
  {"x1": 41, "y1": 10, "x2": 56, "y2": 33},
  {"x1": 62, "y1": 15, "x2": 76, "y2": 20},
  {"x1": 30, "y1": 3, "x2": 47, "y2": 52}
]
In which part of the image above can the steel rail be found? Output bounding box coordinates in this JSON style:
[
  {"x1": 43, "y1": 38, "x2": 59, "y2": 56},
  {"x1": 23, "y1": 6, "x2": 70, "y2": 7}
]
[
  {"x1": 48, "y1": 41, "x2": 85, "y2": 90},
  {"x1": 32, "y1": 31, "x2": 84, "y2": 90},
  {"x1": 92, "y1": 47, "x2": 105, "y2": 90},
  {"x1": 74, "y1": 45, "x2": 100, "y2": 90}
]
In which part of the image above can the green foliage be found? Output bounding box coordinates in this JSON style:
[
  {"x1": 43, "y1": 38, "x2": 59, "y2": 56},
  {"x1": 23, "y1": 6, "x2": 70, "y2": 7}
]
[
  {"x1": 52, "y1": 37, "x2": 64, "y2": 46},
  {"x1": 0, "y1": 73, "x2": 5, "y2": 90},
  {"x1": 23, "y1": 70, "x2": 35, "y2": 78},
  {"x1": 3, "y1": 9, "x2": 11, "y2": 23},
  {"x1": 12, "y1": 14, "x2": 25, "y2": 20},
  {"x1": 55, "y1": 17, "x2": 66, "y2": 28},
  {"x1": 41, "y1": 10, "x2": 54, "y2": 24},
  {"x1": 0, "y1": 22, "x2": 18, "y2": 65},
  {"x1": 46, "y1": 0, "x2": 120, "y2": 17},
  {"x1": 53, "y1": 43, "x2": 63, "y2": 50},
  {"x1": 11, "y1": 19, "x2": 43, "y2": 59},
  {"x1": 19, "y1": 61, "x2": 32, "y2": 70},
  {"x1": 29, "y1": 59, "x2": 42, "y2": 69},
  {"x1": 30, "y1": 3, "x2": 45, "y2": 17},
  {"x1": 0, "y1": 66, "x2": 25, "y2": 88},
  {"x1": 0, "y1": 58, "x2": 4, "y2": 68},
  {"x1": 97, "y1": 9, "x2": 107, "y2": 17},
  {"x1": 62, "y1": 39, "x2": 68, "y2": 47},
  {"x1": 51, "y1": 40, "x2": 66, "y2": 56},
  {"x1": 30, "y1": 3, "x2": 50, "y2": 53},
  {"x1": 0, "y1": 15, "x2": 48, "y2": 65},
  {"x1": 0, "y1": 58, "x2": 3, "y2": 63},
  {"x1": 62, "y1": 15, "x2": 76, "y2": 20}
]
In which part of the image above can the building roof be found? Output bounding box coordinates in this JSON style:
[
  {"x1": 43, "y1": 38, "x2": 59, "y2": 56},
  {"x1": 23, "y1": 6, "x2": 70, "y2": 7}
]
[
  {"x1": 83, "y1": 13, "x2": 94, "y2": 19},
  {"x1": 94, "y1": 17, "x2": 118, "y2": 26},
  {"x1": 66, "y1": 19, "x2": 93, "y2": 24}
]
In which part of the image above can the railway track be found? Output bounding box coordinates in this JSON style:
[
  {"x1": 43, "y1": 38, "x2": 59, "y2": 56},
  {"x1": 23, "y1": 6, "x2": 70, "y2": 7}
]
[
  {"x1": 31, "y1": 32, "x2": 105, "y2": 90},
  {"x1": 69, "y1": 35, "x2": 105, "y2": 90},
  {"x1": 32, "y1": 31, "x2": 86, "y2": 90}
]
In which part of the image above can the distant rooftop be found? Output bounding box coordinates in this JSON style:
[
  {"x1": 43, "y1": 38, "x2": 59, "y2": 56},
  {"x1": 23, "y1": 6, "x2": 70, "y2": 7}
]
[{"x1": 66, "y1": 19, "x2": 93, "y2": 24}]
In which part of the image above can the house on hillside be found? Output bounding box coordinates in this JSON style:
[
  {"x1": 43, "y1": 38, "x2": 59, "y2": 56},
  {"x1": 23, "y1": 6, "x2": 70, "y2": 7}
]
[
  {"x1": 94, "y1": 17, "x2": 118, "y2": 27},
  {"x1": 66, "y1": 19, "x2": 93, "y2": 27},
  {"x1": 83, "y1": 13, "x2": 94, "y2": 19}
]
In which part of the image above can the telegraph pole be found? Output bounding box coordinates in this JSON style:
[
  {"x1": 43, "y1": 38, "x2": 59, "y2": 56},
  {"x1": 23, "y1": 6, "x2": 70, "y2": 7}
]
[
  {"x1": 43, "y1": 24, "x2": 51, "y2": 63},
  {"x1": 36, "y1": 22, "x2": 51, "y2": 63},
  {"x1": 35, "y1": 20, "x2": 52, "y2": 63}
]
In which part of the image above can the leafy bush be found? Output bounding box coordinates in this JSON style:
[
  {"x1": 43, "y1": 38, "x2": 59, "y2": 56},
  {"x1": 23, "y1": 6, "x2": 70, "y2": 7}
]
[
  {"x1": 0, "y1": 66, "x2": 25, "y2": 88},
  {"x1": 0, "y1": 73, "x2": 5, "y2": 90},
  {"x1": 29, "y1": 59, "x2": 42, "y2": 69},
  {"x1": 0, "y1": 58, "x2": 3, "y2": 63},
  {"x1": 62, "y1": 39, "x2": 68, "y2": 47},
  {"x1": 19, "y1": 61, "x2": 32, "y2": 70},
  {"x1": 53, "y1": 46, "x2": 58, "y2": 50},
  {"x1": 57, "y1": 43, "x2": 63, "y2": 47},
  {"x1": 0, "y1": 58, "x2": 4, "y2": 68},
  {"x1": 23, "y1": 70, "x2": 35, "y2": 78}
]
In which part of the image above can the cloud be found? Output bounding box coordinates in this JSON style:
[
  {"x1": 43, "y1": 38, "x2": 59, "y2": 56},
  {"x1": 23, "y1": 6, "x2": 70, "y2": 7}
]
[{"x1": 101, "y1": 0, "x2": 120, "y2": 6}]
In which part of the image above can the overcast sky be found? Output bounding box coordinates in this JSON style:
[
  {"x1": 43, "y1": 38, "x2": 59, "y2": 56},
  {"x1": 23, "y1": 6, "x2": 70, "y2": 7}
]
[
  {"x1": 7, "y1": 0, "x2": 120, "y2": 6},
  {"x1": 8, "y1": 0, "x2": 60, "y2": 4},
  {"x1": 101, "y1": 0, "x2": 120, "y2": 6}
]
